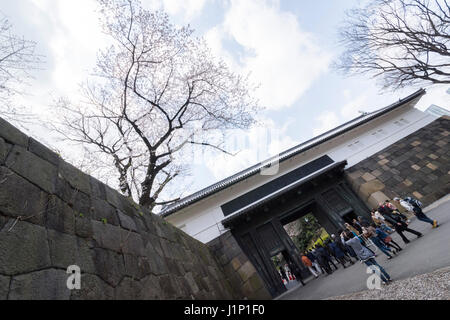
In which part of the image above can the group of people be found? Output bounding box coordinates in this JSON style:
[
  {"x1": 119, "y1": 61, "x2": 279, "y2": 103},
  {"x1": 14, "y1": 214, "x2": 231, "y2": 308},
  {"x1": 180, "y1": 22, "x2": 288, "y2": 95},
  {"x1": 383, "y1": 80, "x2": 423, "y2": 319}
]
[{"x1": 298, "y1": 196, "x2": 439, "y2": 286}]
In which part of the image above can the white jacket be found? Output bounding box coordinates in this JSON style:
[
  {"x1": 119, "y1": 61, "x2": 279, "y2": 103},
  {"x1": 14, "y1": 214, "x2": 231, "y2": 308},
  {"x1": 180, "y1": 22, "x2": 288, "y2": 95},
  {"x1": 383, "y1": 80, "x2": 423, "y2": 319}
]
[{"x1": 399, "y1": 199, "x2": 414, "y2": 212}]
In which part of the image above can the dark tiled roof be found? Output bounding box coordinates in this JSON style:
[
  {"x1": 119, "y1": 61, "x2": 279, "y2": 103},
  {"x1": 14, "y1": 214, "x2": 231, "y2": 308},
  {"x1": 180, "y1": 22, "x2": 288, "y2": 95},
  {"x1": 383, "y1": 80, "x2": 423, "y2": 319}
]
[{"x1": 160, "y1": 88, "x2": 426, "y2": 218}]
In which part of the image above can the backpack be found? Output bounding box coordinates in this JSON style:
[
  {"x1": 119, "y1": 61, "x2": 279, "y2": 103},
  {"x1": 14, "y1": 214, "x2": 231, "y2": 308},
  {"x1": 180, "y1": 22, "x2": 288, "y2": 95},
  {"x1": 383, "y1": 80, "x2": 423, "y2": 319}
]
[{"x1": 405, "y1": 197, "x2": 422, "y2": 208}]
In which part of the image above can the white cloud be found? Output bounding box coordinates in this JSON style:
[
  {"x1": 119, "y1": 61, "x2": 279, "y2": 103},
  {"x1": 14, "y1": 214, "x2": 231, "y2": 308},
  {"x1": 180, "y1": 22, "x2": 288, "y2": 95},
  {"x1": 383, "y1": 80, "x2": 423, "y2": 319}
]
[
  {"x1": 205, "y1": 0, "x2": 331, "y2": 110},
  {"x1": 312, "y1": 111, "x2": 340, "y2": 137},
  {"x1": 144, "y1": 0, "x2": 208, "y2": 21},
  {"x1": 204, "y1": 116, "x2": 299, "y2": 180},
  {"x1": 29, "y1": 0, "x2": 107, "y2": 99},
  {"x1": 340, "y1": 94, "x2": 368, "y2": 119}
]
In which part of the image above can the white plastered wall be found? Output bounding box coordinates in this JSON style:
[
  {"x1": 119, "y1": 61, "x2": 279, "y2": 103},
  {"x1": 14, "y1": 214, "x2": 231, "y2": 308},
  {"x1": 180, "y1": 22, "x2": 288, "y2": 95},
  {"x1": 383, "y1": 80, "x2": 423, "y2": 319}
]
[{"x1": 167, "y1": 102, "x2": 439, "y2": 244}]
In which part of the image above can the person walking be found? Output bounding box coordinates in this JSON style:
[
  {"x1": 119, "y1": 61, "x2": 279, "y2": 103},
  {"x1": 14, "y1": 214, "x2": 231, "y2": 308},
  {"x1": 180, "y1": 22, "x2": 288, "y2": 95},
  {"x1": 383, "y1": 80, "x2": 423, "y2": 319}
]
[
  {"x1": 374, "y1": 224, "x2": 402, "y2": 252},
  {"x1": 371, "y1": 209, "x2": 394, "y2": 233},
  {"x1": 378, "y1": 204, "x2": 422, "y2": 244},
  {"x1": 321, "y1": 243, "x2": 339, "y2": 271},
  {"x1": 286, "y1": 257, "x2": 305, "y2": 285},
  {"x1": 329, "y1": 237, "x2": 352, "y2": 268},
  {"x1": 314, "y1": 245, "x2": 333, "y2": 274},
  {"x1": 339, "y1": 229, "x2": 359, "y2": 262},
  {"x1": 306, "y1": 249, "x2": 322, "y2": 275},
  {"x1": 394, "y1": 197, "x2": 439, "y2": 228},
  {"x1": 301, "y1": 253, "x2": 319, "y2": 279},
  {"x1": 332, "y1": 233, "x2": 356, "y2": 264},
  {"x1": 357, "y1": 215, "x2": 371, "y2": 228},
  {"x1": 352, "y1": 218, "x2": 363, "y2": 233},
  {"x1": 344, "y1": 222, "x2": 360, "y2": 236},
  {"x1": 342, "y1": 230, "x2": 393, "y2": 285},
  {"x1": 362, "y1": 225, "x2": 395, "y2": 259}
]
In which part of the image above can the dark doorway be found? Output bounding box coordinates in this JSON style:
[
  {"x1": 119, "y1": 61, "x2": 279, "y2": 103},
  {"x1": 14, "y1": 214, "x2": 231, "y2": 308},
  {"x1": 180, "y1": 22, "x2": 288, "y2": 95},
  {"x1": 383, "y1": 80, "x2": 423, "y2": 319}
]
[
  {"x1": 283, "y1": 212, "x2": 331, "y2": 258},
  {"x1": 271, "y1": 250, "x2": 301, "y2": 290},
  {"x1": 342, "y1": 211, "x2": 358, "y2": 224},
  {"x1": 225, "y1": 164, "x2": 370, "y2": 298}
]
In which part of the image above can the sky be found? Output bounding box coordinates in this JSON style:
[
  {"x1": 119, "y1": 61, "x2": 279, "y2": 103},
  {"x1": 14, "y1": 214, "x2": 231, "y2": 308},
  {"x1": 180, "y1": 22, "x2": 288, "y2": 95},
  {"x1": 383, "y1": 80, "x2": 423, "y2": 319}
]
[{"x1": 1, "y1": 0, "x2": 449, "y2": 202}]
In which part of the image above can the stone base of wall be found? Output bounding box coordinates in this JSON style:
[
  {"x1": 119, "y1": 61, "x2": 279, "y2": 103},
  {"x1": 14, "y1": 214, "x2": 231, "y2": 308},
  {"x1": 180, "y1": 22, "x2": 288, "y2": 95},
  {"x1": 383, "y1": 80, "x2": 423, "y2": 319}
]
[
  {"x1": 0, "y1": 117, "x2": 240, "y2": 300},
  {"x1": 346, "y1": 116, "x2": 450, "y2": 211},
  {"x1": 208, "y1": 231, "x2": 271, "y2": 300}
]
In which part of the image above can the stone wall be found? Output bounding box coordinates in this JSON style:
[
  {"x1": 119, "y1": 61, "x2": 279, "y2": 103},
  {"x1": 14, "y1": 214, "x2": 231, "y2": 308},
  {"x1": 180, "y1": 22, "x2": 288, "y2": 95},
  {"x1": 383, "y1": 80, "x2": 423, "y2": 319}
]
[
  {"x1": 0, "y1": 117, "x2": 247, "y2": 300},
  {"x1": 345, "y1": 116, "x2": 450, "y2": 210},
  {"x1": 207, "y1": 231, "x2": 271, "y2": 300}
]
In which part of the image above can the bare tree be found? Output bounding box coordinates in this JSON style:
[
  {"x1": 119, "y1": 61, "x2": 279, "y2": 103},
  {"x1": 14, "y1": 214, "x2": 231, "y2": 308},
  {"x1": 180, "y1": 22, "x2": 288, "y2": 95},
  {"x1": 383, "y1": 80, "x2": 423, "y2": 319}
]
[
  {"x1": 52, "y1": 0, "x2": 259, "y2": 213},
  {"x1": 335, "y1": 0, "x2": 450, "y2": 90},
  {"x1": 0, "y1": 12, "x2": 42, "y2": 122}
]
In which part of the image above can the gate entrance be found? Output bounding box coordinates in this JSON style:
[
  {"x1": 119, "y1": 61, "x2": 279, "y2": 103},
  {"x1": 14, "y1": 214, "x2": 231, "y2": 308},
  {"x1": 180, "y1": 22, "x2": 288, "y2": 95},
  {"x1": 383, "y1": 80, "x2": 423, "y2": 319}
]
[
  {"x1": 342, "y1": 211, "x2": 358, "y2": 224},
  {"x1": 222, "y1": 161, "x2": 369, "y2": 298}
]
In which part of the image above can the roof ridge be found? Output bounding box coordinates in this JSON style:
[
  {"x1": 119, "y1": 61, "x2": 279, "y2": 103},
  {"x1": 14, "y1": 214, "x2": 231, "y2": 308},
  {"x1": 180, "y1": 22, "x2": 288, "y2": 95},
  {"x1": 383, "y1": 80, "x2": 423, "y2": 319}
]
[{"x1": 160, "y1": 88, "x2": 425, "y2": 217}]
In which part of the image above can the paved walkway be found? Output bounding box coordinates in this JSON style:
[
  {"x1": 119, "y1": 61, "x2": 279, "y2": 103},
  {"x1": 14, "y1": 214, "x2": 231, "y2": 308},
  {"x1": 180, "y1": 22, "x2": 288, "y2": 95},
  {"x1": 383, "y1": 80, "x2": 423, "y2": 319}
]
[
  {"x1": 326, "y1": 266, "x2": 450, "y2": 300},
  {"x1": 278, "y1": 196, "x2": 450, "y2": 300}
]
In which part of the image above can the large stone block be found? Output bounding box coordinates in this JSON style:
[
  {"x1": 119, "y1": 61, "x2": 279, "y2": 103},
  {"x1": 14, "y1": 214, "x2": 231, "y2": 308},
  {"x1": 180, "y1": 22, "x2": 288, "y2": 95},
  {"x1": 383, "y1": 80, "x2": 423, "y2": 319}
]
[
  {"x1": 237, "y1": 261, "x2": 256, "y2": 282},
  {"x1": 92, "y1": 248, "x2": 125, "y2": 287},
  {"x1": 117, "y1": 209, "x2": 137, "y2": 231},
  {"x1": 184, "y1": 272, "x2": 200, "y2": 294},
  {"x1": 0, "y1": 275, "x2": 10, "y2": 300},
  {"x1": 58, "y1": 161, "x2": 91, "y2": 195},
  {"x1": 47, "y1": 229, "x2": 96, "y2": 274},
  {"x1": 91, "y1": 198, "x2": 119, "y2": 226},
  {"x1": 158, "y1": 274, "x2": 179, "y2": 299},
  {"x1": 90, "y1": 176, "x2": 106, "y2": 201},
  {"x1": 46, "y1": 195, "x2": 76, "y2": 235},
  {"x1": 0, "y1": 138, "x2": 7, "y2": 164},
  {"x1": 118, "y1": 230, "x2": 144, "y2": 256},
  {"x1": 104, "y1": 184, "x2": 123, "y2": 210},
  {"x1": 0, "y1": 167, "x2": 48, "y2": 225},
  {"x1": 358, "y1": 179, "x2": 385, "y2": 200},
  {"x1": 115, "y1": 277, "x2": 143, "y2": 300},
  {"x1": 75, "y1": 215, "x2": 93, "y2": 239},
  {"x1": 70, "y1": 273, "x2": 115, "y2": 300},
  {"x1": 28, "y1": 137, "x2": 60, "y2": 166},
  {"x1": 92, "y1": 220, "x2": 124, "y2": 252},
  {"x1": 0, "y1": 117, "x2": 28, "y2": 147},
  {"x1": 367, "y1": 191, "x2": 390, "y2": 210},
  {"x1": 5, "y1": 145, "x2": 57, "y2": 194},
  {"x1": 123, "y1": 254, "x2": 151, "y2": 280},
  {"x1": 0, "y1": 221, "x2": 51, "y2": 275},
  {"x1": 8, "y1": 269, "x2": 70, "y2": 300},
  {"x1": 139, "y1": 275, "x2": 163, "y2": 299}
]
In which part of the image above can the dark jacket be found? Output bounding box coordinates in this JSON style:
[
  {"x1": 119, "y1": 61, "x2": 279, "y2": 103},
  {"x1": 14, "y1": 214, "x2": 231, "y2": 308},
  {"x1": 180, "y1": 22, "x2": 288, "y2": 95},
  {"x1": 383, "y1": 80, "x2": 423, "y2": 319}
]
[
  {"x1": 382, "y1": 211, "x2": 407, "y2": 229},
  {"x1": 329, "y1": 241, "x2": 345, "y2": 258},
  {"x1": 306, "y1": 252, "x2": 316, "y2": 262},
  {"x1": 358, "y1": 216, "x2": 371, "y2": 228},
  {"x1": 316, "y1": 246, "x2": 331, "y2": 261}
]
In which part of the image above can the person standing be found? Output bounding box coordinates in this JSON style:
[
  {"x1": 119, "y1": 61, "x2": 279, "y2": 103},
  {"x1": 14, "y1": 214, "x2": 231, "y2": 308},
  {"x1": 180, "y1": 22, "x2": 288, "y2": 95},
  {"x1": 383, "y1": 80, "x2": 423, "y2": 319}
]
[
  {"x1": 342, "y1": 230, "x2": 393, "y2": 285},
  {"x1": 378, "y1": 204, "x2": 422, "y2": 244},
  {"x1": 329, "y1": 237, "x2": 352, "y2": 268},
  {"x1": 394, "y1": 197, "x2": 439, "y2": 228},
  {"x1": 362, "y1": 226, "x2": 395, "y2": 259},
  {"x1": 357, "y1": 216, "x2": 371, "y2": 228},
  {"x1": 344, "y1": 222, "x2": 360, "y2": 236},
  {"x1": 314, "y1": 245, "x2": 332, "y2": 274},
  {"x1": 301, "y1": 253, "x2": 319, "y2": 278},
  {"x1": 352, "y1": 218, "x2": 363, "y2": 233},
  {"x1": 374, "y1": 224, "x2": 402, "y2": 252},
  {"x1": 286, "y1": 257, "x2": 305, "y2": 285},
  {"x1": 371, "y1": 209, "x2": 394, "y2": 233},
  {"x1": 332, "y1": 233, "x2": 356, "y2": 264},
  {"x1": 306, "y1": 249, "x2": 322, "y2": 275}
]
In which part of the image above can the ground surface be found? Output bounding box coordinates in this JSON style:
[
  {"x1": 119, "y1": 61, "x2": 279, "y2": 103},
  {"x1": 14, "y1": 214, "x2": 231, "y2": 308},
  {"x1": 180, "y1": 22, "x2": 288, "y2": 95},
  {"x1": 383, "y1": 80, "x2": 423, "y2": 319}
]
[
  {"x1": 326, "y1": 266, "x2": 450, "y2": 300},
  {"x1": 277, "y1": 195, "x2": 450, "y2": 300}
]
